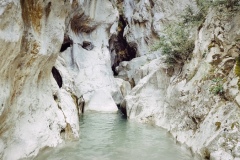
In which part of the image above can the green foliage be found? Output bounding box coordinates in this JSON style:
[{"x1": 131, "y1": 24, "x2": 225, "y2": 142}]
[
  {"x1": 182, "y1": 0, "x2": 240, "y2": 26},
  {"x1": 181, "y1": 5, "x2": 206, "y2": 26},
  {"x1": 151, "y1": 0, "x2": 240, "y2": 66},
  {"x1": 234, "y1": 57, "x2": 240, "y2": 76},
  {"x1": 234, "y1": 57, "x2": 240, "y2": 88},
  {"x1": 202, "y1": 50, "x2": 207, "y2": 58},
  {"x1": 152, "y1": 24, "x2": 195, "y2": 65},
  {"x1": 196, "y1": 0, "x2": 240, "y2": 12},
  {"x1": 209, "y1": 78, "x2": 224, "y2": 95},
  {"x1": 209, "y1": 0, "x2": 240, "y2": 9}
]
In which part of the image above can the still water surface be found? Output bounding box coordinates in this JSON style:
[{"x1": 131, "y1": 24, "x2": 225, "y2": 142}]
[{"x1": 35, "y1": 112, "x2": 193, "y2": 160}]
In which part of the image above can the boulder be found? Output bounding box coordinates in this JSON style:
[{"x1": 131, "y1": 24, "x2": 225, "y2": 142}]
[
  {"x1": 115, "y1": 78, "x2": 131, "y2": 98},
  {"x1": 85, "y1": 90, "x2": 118, "y2": 113}
]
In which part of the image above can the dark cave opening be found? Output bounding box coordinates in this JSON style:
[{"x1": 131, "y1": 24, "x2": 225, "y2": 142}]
[
  {"x1": 60, "y1": 35, "x2": 73, "y2": 52},
  {"x1": 52, "y1": 66, "x2": 63, "y2": 88},
  {"x1": 119, "y1": 98, "x2": 128, "y2": 118},
  {"x1": 110, "y1": 15, "x2": 137, "y2": 76}
]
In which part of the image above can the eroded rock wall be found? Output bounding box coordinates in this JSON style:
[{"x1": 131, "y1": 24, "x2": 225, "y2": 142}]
[
  {"x1": 54, "y1": 0, "x2": 123, "y2": 113},
  {"x1": 1, "y1": 0, "x2": 239, "y2": 159},
  {"x1": 122, "y1": 0, "x2": 196, "y2": 56},
  {"x1": 0, "y1": 1, "x2": 77, "y2": 159},
  {"x1": 0, "y1": 0, "x2": 127, "y2": 159},
  {"x1": 119, "y1": 0, "x2": 240, "y2": 159}
]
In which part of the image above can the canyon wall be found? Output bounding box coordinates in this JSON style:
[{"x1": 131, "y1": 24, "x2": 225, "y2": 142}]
[
  {"x1": 0, "y1": 1, "x2": 75, "y2": 159},
  {"x1": 120, "y1": 0, "x2": 240, "y2": 159},
  {"x1": 55, "y1": 0, "x2": 123, "y2": 113},
  {"x1": 0, "y1": 0, "x2": 124, "y2": 159},
  {"x1": 0, "y1": 0, "x2": 240, "y2": 159}
]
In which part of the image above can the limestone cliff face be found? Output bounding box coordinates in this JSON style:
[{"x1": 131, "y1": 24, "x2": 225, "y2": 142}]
[
  {"x1": 0, "y1": 1, "x2": 74, "y2": 159},
  {"x1": 0, "y1": 0, "x2": 125, "y2": 159},
  {"x1": 54, "y1": 0, "x2": 123, "y2": 113},
  {"x1": 120, "y1": 0, "x2": 240, "y2": 159},
  {"x1": 1, "y1": 0, "x2": 240, "y2": 160},
  {"x1": 122, "y1": 0, "x2": 195, "y2": 56}
]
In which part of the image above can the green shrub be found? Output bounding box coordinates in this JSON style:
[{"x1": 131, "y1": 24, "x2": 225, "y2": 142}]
[
  {"x1": 209, "y1": 78, "x2": 224, "y2": 95},
  {"x1": 180, "y1": 0, "x2": 240, "y2": 26},
  {"x1": 234, "y1": 57, "x2": 240, "y2": 88},
  {"x1": 152, "y1": 23, "x2": 195, "y2": 65},
  {"x1": 196, "y1": 0, "x2": 240, "y2": 12},
  {"x1": 188, "y1": 0, "x2": 240, "y2": 27},
  {"x1": 210, "y1": 0, "x2": 240, "y2": 9},
  {"x1": 181, "y1": 5, "x2": 206, "y2": 26},
  {"x1": 234, "y1": 57, "x2": 240, "y2": 76}
]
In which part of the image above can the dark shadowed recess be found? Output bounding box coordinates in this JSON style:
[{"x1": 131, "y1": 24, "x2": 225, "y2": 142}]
[
  {"x1": 110, "y1": 16, "x2": 137, "y2": 76},
  {"x1": 60, "y1": 35, "x2": 73, "y2": 52},
  {"x1": 118, "y1": 104, "x2": 127, "y2": 118},
  {"x1": 52, "y1": 67, "x2": 62, "y2": 88},
  {"x1": 81, "y1": 41, "x2": 94, "y2": 51}
]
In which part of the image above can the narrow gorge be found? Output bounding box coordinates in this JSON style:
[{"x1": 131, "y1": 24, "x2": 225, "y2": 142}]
[{"x1": 0, "y1": 0, "x2": 240, "y2": 159}]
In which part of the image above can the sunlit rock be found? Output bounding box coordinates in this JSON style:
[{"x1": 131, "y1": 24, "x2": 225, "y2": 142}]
[
  {"x1": 115, "y1": 78, "x2": 131, "y2": 98},
  {"x1": 56, "y1": 0, "x2": 123, "y2": 111},
  {"x1": 0, "y1": 1, "x2": 73, "y2": 159},
  {"x1": 85, "y1": 90, "x2": 118, "y2": 113},
  {"x1": 119, "y1": 0, "x2": 240, "y2": 159}
]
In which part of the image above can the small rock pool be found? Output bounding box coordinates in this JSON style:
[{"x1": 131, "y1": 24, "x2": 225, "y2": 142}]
[{"x1": 35, "y1": 112, "x2": 194, "y2": 160}]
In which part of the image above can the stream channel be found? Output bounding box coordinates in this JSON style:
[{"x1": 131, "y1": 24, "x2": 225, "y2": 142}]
[{"x1": 35, "y1": 112, "x2": 194, "y2": 160}]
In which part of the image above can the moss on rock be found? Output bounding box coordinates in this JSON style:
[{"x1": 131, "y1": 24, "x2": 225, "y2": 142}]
[{"x1": 234, "y1": 57, "x2": 240, "y2": 88}]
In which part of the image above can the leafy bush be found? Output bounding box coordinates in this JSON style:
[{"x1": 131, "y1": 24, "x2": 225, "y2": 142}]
[
  {"x1": 210, "y1": 0, "x2": 239, "y2": 9},
  {"x1": 209, "y1": 78, "x2": 224, "y2": 95},
  {"x1": 151, "y1": 0, "x2": 239, "y2": 66},
  {"x1": 183, "y1": 0, "x2": 240, "y2": 28},
  {"x1": 234, "y1": 57, "x2": 240, "y2": 88},
  {"x1": 152, "y1": 23, "x2": 195, "y2": 65},
  {"x1": 196, "y1": 0, "x2": 240, "y2": 11},
  {"x1": 181, "y1": 5, "x2": 206, "y2": 26}
]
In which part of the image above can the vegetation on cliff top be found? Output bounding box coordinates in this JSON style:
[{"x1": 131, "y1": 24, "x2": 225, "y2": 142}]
[
  {"x1": 196, "y1": 0, "x2": 240, "y2": 12},
  {"x1": 152, "y1": 0, "x2": 239, "y2": 66}
]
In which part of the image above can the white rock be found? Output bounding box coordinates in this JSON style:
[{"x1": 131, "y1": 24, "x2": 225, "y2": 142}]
[
  {"x1": 0, "y1": 1, "x2": 72, "y2": 159},
  {"x1": 210, "y1": 150, "x2": 233, "y2": 160},
  {"x1": 58, "y1": 89, "x2": 79, "y2": 139},
  {"x1": 115, "y1": 78, "x2": 132, "y2": 98},
  {"x1": 233, "y1": 142, "x2": 240, "y2": 157},
  {"x1": 56, "y1": 0, "x2": 123, "y2": 109},
  {"x1": 85, "y1": 90, "x2": 118, "y2": 113},
  {"x1": 1, "y1": 1, "x2": 122, "y2": 158},
  {"x1": 119, "y1": 1, "x2": 240, "y2": 160}
]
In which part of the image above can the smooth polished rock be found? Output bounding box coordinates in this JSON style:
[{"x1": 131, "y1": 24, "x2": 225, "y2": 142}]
[{"x1": 86, "y1": 90, "x2": 118, "y2": 113}]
